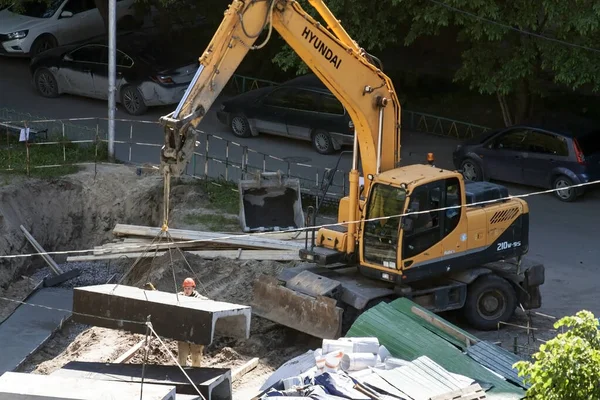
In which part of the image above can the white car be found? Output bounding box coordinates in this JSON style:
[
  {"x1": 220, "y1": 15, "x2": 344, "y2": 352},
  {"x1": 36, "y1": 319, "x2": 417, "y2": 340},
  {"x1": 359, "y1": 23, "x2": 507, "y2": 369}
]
[{"x1": 0, "y1": 0, "x2": 138, "y2": 57}]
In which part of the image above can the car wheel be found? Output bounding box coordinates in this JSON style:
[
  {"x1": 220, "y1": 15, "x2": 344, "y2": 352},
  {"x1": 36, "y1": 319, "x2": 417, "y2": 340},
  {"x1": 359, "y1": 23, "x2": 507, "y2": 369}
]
[
  {"x1": 34, "y1": 68, "x2": 59, "y2": 98},
  {"x1": 312, "y1": 130, "x2": 334, "y2": 154},
  {"x1": 460, "y1": 158, "x2": 483, "y2": 181},
  {"x1": 463, "y1": 274, "x2": 517, "y2": 331},
  {"x1": 121, "y1": 86, "x2": 148, "y2": 115},
  {"x1": 230, "y1": 114, "x2": 251, "y2": 138},
  {"x1": 30, "y1": 35, "x2": 57, "y2": 57},
  {"x1": 553, "y1": 175, "x2": 577, "y2": 202}
]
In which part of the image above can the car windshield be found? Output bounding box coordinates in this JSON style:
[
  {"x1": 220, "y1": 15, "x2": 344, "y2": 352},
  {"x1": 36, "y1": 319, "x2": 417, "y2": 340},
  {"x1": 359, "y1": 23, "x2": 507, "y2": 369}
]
[
  {"x1": 9, "y1": 0, "x2": 63, "y2": 18},
  {"x1": 577, "y1": 130, "x2": 600, "y2": 156}
]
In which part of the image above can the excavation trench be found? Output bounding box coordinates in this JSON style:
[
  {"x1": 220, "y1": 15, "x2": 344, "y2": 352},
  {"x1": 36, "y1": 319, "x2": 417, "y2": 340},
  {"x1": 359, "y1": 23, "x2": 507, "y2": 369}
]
[
  {"x1": 0, "y1": 164, "x2": 318, "y2": 389},
  {"x1": 0, "y1": 165, "x2": 164, "y2": 289}
]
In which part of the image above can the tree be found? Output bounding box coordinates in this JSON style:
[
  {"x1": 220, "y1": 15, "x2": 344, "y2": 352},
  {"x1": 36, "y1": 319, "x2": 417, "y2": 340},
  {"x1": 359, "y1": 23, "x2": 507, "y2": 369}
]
[
  {"x1": 272, "y1": 0, "x2": 600, "y2": 125},
  {"x1": 271, "y1": 0, "x2": 404, "y2": 75},
  {"x1": 392, "y1": 0, "x2": 600, "y2": 125},
  {"x1": 514, "y1": 310, "x2": 600, "y2": 400}
]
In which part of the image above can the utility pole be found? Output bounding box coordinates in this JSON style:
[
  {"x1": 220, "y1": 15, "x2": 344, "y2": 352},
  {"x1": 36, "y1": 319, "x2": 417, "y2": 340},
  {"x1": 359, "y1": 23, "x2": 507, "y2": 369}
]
[{"x1": 107, "y1": 0, "x2": 116, "y2": 160}]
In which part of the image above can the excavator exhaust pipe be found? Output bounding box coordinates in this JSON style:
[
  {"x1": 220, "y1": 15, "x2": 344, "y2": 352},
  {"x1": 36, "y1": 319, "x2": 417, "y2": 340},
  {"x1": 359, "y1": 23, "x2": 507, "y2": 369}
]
[
  {"x1": 238, "y1": 171, "x2": 305, "y2": 232},
  {"x1": 251, "y1": 276, "x2": 343, "y2": 339}
]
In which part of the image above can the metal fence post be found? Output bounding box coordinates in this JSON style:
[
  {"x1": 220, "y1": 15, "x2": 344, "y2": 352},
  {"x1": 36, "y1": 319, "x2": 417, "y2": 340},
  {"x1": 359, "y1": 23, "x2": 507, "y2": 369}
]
[
  {"x1": 241, "y1": 146, "x2": 247, "y2": 178},
  {"x1": 263, "y1": 154, "x2": 266, "y2": 172},
  {"x1": 5, "y1": 126, "x2": 10, "y2": 171},
  {"x1": 225, "y1": 140, "x2": 229, "y2": 181},
  {"x1": 204, "y1": 134, "x2": 210, "y2": 179},
  {"x1": 129, "y1": 123, "x2": 133, "y2": 163},
  {"x1": 62, "y1": 122, "x2": 66, "y2": 162}
]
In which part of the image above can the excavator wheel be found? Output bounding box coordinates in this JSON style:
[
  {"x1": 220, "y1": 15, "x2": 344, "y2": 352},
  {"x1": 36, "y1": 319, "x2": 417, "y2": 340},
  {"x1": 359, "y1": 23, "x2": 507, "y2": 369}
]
[{"x1": 463, "y1": 274, "x2": 517, "y2": 331}]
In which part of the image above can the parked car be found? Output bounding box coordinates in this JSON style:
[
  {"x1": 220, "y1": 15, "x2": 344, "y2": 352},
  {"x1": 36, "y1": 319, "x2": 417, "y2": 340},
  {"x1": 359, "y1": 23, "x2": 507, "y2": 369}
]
[
  {"x1": 0, "y1": 0, "x2": 139, "y2": 57},
  {"x1": 29, "y1": 32, "x2": 200, "y2": 115},
  {"x1": 216, "y1": 74, "x2": 354, "y2": 154},
  {"x1": 452, "y1": 121, "x2": 600, "y2": 202}
]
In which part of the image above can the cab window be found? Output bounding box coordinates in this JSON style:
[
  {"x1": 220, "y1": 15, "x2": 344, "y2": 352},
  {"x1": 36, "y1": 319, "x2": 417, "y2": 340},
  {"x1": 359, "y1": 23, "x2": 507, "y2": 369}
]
[
  {"x1": 402, "y1": 178, "x2": 461, "y2": 259},
  {"x1": 362, "y1": 183, "x2": 407, "y2": 266}
]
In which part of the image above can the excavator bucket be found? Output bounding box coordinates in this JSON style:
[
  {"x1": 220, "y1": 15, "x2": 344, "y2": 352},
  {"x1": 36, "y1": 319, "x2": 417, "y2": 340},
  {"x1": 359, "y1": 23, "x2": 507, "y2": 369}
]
[
  {"x1": 238, "y1": 171, "x2": 305, "y2": 232},
  {"x1": 251, "y1": 276, "x2": 343, "y2": 339}
]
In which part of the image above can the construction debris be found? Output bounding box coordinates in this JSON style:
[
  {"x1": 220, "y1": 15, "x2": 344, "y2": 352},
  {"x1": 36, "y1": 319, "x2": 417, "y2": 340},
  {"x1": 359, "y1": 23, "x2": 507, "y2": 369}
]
[{"x1": 72, "y1": 284, "x2": 251, "y2": 345}]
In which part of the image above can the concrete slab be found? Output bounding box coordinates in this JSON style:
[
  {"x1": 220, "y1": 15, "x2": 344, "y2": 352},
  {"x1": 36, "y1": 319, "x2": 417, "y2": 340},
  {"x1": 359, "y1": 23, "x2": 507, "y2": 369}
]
[
  {"x1": 0, "y1": 287, "x2": 72, "y2": 375},
  {"x1": 72, "y1": 284, "x2": 251, "y2": 345},
  {"x1": 52, "y1": 362, "x2": 232, "y2": 400},
  {"x1": 0, "y1": 371, "x2": 176, "y2": 399}
]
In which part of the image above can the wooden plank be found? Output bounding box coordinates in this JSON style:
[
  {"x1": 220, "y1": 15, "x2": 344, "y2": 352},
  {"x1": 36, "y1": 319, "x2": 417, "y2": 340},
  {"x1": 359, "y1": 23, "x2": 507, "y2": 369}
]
[
  {"x1": 93, "y1": 241, "x2": 208, "y2": 255},
  {"x1": 411, "y1": 306, "x2": 478, "y2": 347},
  {"x1": 429, "y1": 384, "x2": 486, "y2": 400},
  {"x1": 112, "y1": 224, "x2": 304, "y2": 251},
  {"x1": 67, "y1": 249, "x2": 299, "y2": 262},
  {"x1": 20, "y1": 225, "x2": 63, "y2": 276},
  {"x1": 232, "y1": 357, "x2": 259, "y2": 381},
  {"x1": 114, "y1": 338, "x2": 146, "y2": 364}
]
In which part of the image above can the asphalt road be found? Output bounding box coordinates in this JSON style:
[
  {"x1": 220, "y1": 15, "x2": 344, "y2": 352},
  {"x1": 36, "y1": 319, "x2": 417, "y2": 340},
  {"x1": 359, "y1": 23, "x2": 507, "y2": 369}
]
[{"x1": 1, "y1": 56, "x2": 599, "y2": 324}]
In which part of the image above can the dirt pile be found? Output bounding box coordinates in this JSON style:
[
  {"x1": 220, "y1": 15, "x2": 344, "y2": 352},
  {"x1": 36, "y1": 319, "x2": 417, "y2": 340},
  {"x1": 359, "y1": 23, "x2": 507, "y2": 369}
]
[{"x1": 0, "y1": 165, "x2": 165, "y2": 288}]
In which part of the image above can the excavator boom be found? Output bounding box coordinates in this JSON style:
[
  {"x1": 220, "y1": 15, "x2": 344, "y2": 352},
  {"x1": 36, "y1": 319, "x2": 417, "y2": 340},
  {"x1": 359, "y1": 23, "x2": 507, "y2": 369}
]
[{"x1": 159, "y1": 0, "x2": 401, "y2": 182}]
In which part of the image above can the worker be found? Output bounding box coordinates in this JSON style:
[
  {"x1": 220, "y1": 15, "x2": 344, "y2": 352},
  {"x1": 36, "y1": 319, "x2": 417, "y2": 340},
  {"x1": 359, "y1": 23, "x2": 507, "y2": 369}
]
[
  {"x1": 177, "y1": 277, "x2": 206, "y2": 367},
  {"x1": 144, "y1": 282, "x2": 157, "y2": 291}
]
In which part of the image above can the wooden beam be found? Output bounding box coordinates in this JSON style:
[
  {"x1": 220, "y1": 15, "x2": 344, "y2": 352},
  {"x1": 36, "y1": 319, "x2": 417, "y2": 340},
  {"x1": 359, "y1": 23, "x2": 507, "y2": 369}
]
[
  {"x1": 20, "y1": 225, "x2": 63, "y2": 276},
  {"x1": 112, "y1": 224, "x2": 304, "y2": 251},
  {"x1": 114, "y1": 338, "x2": 147, "y2": 364},
  {"x1": 411, "y1": 306, "x2": 478, "y2": 347},
  {"x1": 67, "y1": 249, "x2": 299, "y2": 262},
  {"x1": 232, "y1": 357, "x2": 259, "y2": 381}
]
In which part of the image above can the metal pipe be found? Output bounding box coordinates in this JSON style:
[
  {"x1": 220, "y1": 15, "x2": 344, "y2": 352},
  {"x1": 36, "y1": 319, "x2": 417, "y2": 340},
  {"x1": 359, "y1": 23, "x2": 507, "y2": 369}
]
[
  {"x1": 173, "y1": 65, "x2": 204, "y2": 120},
  {"x1": 376, "y1": 107, "x2": 384, "y2": 174},
  {"x1": 352, "y1": 129, "x2": 358, "y2": 171},
  {"x1": 107, "y1": 0, "x2": 116, "y2": 160}
]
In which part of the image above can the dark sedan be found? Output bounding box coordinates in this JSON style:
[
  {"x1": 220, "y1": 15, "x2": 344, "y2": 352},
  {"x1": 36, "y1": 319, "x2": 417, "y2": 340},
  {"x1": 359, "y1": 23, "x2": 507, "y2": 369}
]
[
  {"x1": 453, "y1": 123, "x2": 600, "y2": 202},
  {"x1": 216, "y1": 74, "x2": 354, "y2": 154},
  {"x1": 29, "y1": 32, "x2": 199, "y2": 115}
]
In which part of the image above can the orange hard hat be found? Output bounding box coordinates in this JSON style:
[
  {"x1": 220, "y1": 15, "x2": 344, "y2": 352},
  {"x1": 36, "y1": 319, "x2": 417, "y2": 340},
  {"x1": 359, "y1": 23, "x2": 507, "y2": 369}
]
[{"x1": 182, "y1": 277, "x2": 196, "y2": 288}]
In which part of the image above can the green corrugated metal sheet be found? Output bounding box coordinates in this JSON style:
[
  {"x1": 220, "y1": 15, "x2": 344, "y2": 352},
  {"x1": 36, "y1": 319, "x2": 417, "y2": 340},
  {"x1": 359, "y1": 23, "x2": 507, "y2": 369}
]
[
  {"x1": 389, "y1": 298, "x2": 479, "y2": 350},
  {"x1": 346, "y1": 300, "x2": 524, "y2": 400}
]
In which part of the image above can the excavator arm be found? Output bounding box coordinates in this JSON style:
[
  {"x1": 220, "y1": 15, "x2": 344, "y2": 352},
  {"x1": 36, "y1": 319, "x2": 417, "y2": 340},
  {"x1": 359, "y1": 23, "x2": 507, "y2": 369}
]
[{"x1": 159, "y1": 0, "x2": 402, "y2": 186}]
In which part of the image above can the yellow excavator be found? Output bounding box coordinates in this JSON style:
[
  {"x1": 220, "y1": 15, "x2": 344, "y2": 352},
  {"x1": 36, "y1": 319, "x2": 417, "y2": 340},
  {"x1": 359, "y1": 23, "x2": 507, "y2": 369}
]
[{"x1": 159, "y1": 0, "x2": 545, "y2": 339}]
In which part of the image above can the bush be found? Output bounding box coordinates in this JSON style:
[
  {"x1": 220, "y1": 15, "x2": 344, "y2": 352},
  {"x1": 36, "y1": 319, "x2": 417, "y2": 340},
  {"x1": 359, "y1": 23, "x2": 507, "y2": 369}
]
[{"x1": 514, "y1": 310, "x2": 600, "y2": 400}]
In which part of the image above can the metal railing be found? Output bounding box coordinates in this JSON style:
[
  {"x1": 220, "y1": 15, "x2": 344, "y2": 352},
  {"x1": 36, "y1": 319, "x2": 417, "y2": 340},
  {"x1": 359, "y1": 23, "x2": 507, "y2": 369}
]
[
  {"x1": 0, "y1": 110, "x2": 349, "y2": 203},
  {"x1": 225, "y1": 75, "x2": 494, "y2": 140}
]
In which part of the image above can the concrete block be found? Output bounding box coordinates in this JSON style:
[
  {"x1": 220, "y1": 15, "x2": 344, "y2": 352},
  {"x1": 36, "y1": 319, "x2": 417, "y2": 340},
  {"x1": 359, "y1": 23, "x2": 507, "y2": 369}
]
[
  {"x1": 0, "y1": 371, "x2": 176, "y2": 399},
  {"x1": 52, "y1": 362, "x2": 232, "y2": 400},
  {"x1": 72, "y1": 284, "x2": 251, "y2": 345}
]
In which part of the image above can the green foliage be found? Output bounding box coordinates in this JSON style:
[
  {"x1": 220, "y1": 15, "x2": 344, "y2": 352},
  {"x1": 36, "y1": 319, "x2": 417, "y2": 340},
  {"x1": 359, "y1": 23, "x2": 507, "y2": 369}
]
[
  {"x1": 514, "y1": 310, "x2": 600, "y2": 400},
  {"x1": 394, "y1": 0, "x2": 600, "y2": 98},
  {"x1": 272, "y1": 0, "x2": 405, "y2": 74}
]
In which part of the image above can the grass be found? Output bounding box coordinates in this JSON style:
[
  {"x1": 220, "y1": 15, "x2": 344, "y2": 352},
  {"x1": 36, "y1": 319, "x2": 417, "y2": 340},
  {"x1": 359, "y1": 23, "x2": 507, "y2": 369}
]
[
  {"x1": 183, "y1": 213, "x2": 239, "y2": 231},
  {"x1": 202, "y1": 179, "x2": 240, "y2": 215},
  {"x1": 0, "y1": 133, "x2": 108, "y2": 178}
]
